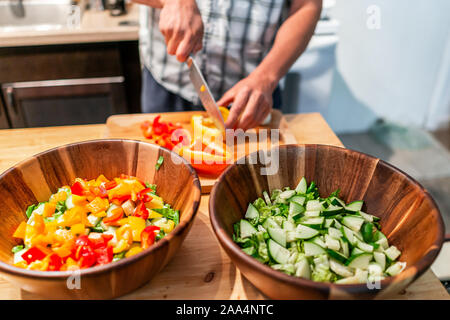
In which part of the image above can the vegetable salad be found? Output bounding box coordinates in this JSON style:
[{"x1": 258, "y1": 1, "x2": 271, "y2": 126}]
[
  {"x1": 12, "y1": 174, "x2": 179, "y2": 271},
  {"x1": 233, "y1": 177, "x2": 406, "y2": 284}
]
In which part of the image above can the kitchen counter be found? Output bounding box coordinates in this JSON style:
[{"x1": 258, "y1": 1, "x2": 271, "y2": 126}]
[
  {"x1": 0, "y1": 4, "x2": 140, "y2": 48},
  {"x1": 0, "y1": 113, "x2": 448, "y2": 300}
]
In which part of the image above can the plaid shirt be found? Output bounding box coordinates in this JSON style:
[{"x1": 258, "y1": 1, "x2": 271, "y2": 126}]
[{"x1": 139, "y1": 0, "x2": 289, "y2": 105}]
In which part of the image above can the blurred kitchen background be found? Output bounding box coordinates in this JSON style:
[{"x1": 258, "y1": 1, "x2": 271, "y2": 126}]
[{"x1": 0, "y1": 0, "x2": 449, "y2": 289}]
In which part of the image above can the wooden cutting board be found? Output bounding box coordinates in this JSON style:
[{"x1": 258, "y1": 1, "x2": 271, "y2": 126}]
[{"x1": 104, "y1": 110, "x2": 297, "y2": 193}]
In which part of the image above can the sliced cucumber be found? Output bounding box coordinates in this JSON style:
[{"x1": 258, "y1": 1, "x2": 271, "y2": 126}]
[
  {"x1": 240, "y1": 220, "x2": 257, "y2": 238},
  {"x1": 323, "y1": 204, "x2": 343, "y2": 216},
  {"x1": 384, "y1": 245, "x2": 401, "y2": 261},
  {"x1": 87, "y1": 214, "x2": 101, "y2": 228},
  {"x1": 340, "y1": 238, "x2": 349, "y2": 257},
  {"x1": 268, "y1": 227, "x2": 287, "y2": 247},
  {"x1": 368, "y1": 262, "x2": 383, "y2": 277},
  {"x1": 263, "y1": 191, "x2": 271, "y2": 205},
  {"x1": 280, "y1": 190, "x2": 296, "y2": 200},
  {"x1": 327, "y1": 249, "x2": 347, "y2": 264},
  {"x1": 289, "y1": 201, "x2": 304, "y2": 217},
  {"x1": 346, "y1": 253, "x2": 373, "y2": 269},
  {"x1": 345, "y1": 200, "x2": 364, "y2": 213},
  {"x1": 330, "y1": 259, "x2": 354, "y2": 277},
  {"x1": 65, "y1": 195, "x2": 75, "y2": 210},
  {"x1": 331, "y1": 197, "x2": 346, "y2": 207},
  {"x1": 262, "y1": 217, "x2": 280, "y2": 230},
  {"x1": 300, "y1": 217, "x2": 324, "y2": 229},
  {"x1": 282, "y1": 220, "x2": 295, "y2": 231},
  {"x1": 328, "y1": 227, "x2": 343, "y2": 239},
  {"x1": 306, "y1": 200, "x2": 322, "y2": 211},
  {"x1": 290, "y1": 195, "x2": 305, "y2": 206},
  {"x1": 268, "y1": 239, "x2": 290, "y2": 264},
  {"x1": 341, "y1": 226, "x2": 356, "y2": 246},
  {"x1": 294, "y1": 224, "x2": 319, "y2": 239},
  {"x1": 295, "y1": 177, "x2": 307, "y2": 194},
  {"x1": 324, "y1": 218, "x2": 334, "y2": 228},
  {"x1": 325, "y1": 234, "x2": 341, "y2": 251},
  {"x1": 245, "y1": 203, "x2": 259, "y2": 220},
  {"x1": 385, "y1": 261, "x2": 406, "y2": 276},
  {"x1": 342, "y1": 216, "x2": 365, "y2": 232},
  {"x1": 304, "y1": 210, "x2": 321, "y2": 217},
  {"x1": 358, "y1": 211, "x2": 376, "y2": 222},
  {"x1": 351, "y1": 247, "x2": 364, "y2": 256},
  {"x1": 373, "y1": 251, "x2": 386, "y2": 270},
  {"x1": 304, "y1": 241, "x2": 326, "y2": 256},
  {"x1": 376, "y1": 237, "x2": 389, "y2": 250},
  {"x1": 295, "y1": 258, "x2": 311, "y2": 279},
  {"x1": 356, "y1": 240, "x2": 374, "y2": 253},
  {"x1": 311, "y1": 236, "x2": 326, "y2": 248}
]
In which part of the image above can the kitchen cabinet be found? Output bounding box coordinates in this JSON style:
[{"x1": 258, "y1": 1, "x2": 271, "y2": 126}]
[{"x1": 0, "y1": 41, "x2": 141, "y2": 128}]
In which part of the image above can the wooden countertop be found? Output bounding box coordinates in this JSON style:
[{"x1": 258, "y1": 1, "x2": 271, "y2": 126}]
[
  {"x1": 0, "y1": 113, "x2": 448, "y2": 300},
  {"x1": 0, "y1": 4, "x2": 139, "y2": 48}
]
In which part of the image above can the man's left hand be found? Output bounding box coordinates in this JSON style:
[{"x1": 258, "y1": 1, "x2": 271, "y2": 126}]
[{"x1": 216, "y1": 74, "x2": 276, "y2": 131}]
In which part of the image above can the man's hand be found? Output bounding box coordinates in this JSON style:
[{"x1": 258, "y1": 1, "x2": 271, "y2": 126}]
[
  {"x1": 159, "y1": 0, "x2": 204, "y2": 62},
  {"x1": 217, "y1": 72, "x2": 276, "y2": 131}
]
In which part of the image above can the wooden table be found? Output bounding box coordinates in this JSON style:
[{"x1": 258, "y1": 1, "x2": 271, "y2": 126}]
[{"x1": 0, "y1": 113, "x2": 447, "y2": 300}]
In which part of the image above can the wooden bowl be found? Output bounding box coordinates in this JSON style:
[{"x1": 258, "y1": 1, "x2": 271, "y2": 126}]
[
  {"x1": 209, "y1": 144, "x2": 445, "y2": 299},
  {"x1": 0, "y1": 139, "x2": 201, "y2": 299}
]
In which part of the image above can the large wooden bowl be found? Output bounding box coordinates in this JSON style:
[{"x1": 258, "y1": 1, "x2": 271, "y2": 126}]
[
  {"x1": 209, "y1": 144, "x2": 445, "y2": 299},
  {"x1": 0, "y1": 139, "x2": 201, "y2": 299}
]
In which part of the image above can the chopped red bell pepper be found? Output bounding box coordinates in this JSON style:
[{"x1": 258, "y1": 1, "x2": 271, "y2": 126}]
[
  {"x1": 94, "y1": 245, "x2": 113, "y2": 265},
  {"x1": 71, "y1": 181, "x2": 85, "y2": 196},
  {"x1": 75, "y1": 235, "x2": 96, "y2": 268},
  {"x1": 104, "y1": 180, "x2": 118, "y2": 190},
  {"x1": 47, "y1": 253, "x2": 63, "y2": 271},
  {"x1": 102, "y1": 208, "x2": 124, "y2": 225},
  {"x1": 21, "y1": 247, "x2": 47, "y2": 264},
  {"x1": 89, "y1": 234, "x2": 113, "y2": 249},
  {"x1": 137, "y1": 188, "x2": 153, "y2": 203},
  {"x1": 133, "y1": 202, "x2": 149, "y2": 220},
  {"x1": 141, "y1": 226, "x2": 160, "y2": 249},
  {"x1": 110, "y1": 194, "x2": 131, "y2": 204}
]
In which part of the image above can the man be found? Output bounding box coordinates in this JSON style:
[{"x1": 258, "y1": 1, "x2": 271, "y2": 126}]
[{"x1": 134, "y1": 0, "x2": 322, "y2": 130}]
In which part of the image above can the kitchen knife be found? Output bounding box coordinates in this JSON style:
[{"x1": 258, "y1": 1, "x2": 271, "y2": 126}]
[{"x1": 186, "y1": 56, "x2": 226, "y2": 132}]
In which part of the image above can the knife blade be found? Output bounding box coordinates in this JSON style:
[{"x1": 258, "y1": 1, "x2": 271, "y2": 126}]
[{"x1": 186, "y1": 56, "x2": 226, "y2": 132}]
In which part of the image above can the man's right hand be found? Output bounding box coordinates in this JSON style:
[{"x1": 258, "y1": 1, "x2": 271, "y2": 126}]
[
  {"x1": 133, "y1": 0, "x2": 204, "y2": 62},
  {"x1": 158, "y1": 0, "x2": 204, "y2": 62}
]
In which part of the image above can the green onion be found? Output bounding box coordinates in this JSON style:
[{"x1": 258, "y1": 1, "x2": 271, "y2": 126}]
[{"x1": 155, "y1": 156, "x2": 164, "y2": 170}]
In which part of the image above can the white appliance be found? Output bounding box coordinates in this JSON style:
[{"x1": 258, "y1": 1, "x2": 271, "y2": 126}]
[{"x1": 281, "y1": 0, "x2": 339, "y2": 114}]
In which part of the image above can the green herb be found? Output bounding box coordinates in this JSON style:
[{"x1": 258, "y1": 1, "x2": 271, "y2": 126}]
[
  {"x1": 113, "y1": 252, "x2": 126, "y2": 262},
  {"x1": 155, "y1": 156, "x2": 164, "y2": 170},
  {"x1": 153, "y1": 204, "x2": 179, "y2": 225},
  {"x1": 25, "y1": 204, "x2": 37, "y2": 218},
  {"x1": 156, "y1": 229, "x2": 166, "y2": 241},
  {"x1": 11, "y1": 245, "x2": 24, "y2": 253}
]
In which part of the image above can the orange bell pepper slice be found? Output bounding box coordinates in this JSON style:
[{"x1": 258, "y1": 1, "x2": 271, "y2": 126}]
[{"x1": 102, "y1": 207, "x2": 124, "y2": 226}]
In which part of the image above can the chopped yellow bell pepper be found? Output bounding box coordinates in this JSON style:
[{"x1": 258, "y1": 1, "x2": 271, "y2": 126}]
[
  {"x1": 116, "y1": 225, "x2": 133, "y2": 244},
  {"x1": 42, "y1": 202, "x2": 56, "y2": 218},
  {"x1": 50, "y1": 190, "x2": 68, "y2": 203},
  {"x1": 86, "y1": 197, "x2": 109, "y2": 214},
  {"x1": 113, "y1": 239, "x2": 130, "y2": 253},
  {"x1": 93, "y1": 210, "x2": 107, "y2": 218},
  {"x1": 125, "y1": 245, "x2": 144, "y2": 258},
  {"x1": 145, "y1": 195, "x2": 164, "y2": 209},
  {"x1": 72, "y1": 195, "x2": 88, "y2": 206},
  {"x1": 161, "y1": 220, "x2": 175, "y2": 233},
  {"x1": 148, "y1": 210, "x2": 163, "y2": 219},
  {"x1": 128, "y1": 216, "x2": 146, "y2": 242},
  {"x1": 13, "y1": 222, "x2": 27, "y2": 239},
  {"x1": 13, "y1": 261, "x2": 27, "y2": 269},
  {"x1": 71, "y1": 223, "x2": 85, "y2": 236}
]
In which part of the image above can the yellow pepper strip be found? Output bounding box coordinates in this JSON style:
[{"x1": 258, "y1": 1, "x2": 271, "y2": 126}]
[
  {"x1": 13, "y1": 261, "x2": 27, "y2": 269},
  {"x1": 13, "y1": 222, "x2": 27, "y2": 239},
  {"x1": 125, "y1": 246, "x2": 144, "y2": 258},
  {"x1": 128, "y1": 216, "x2": 146, "y2": 242},
  {"x1": 93, "y1": 210, "x2": 107, "y2": 218},
  {"x1": 148, "y1": 210, "x2": 163, "y2": 219},
  {"x1": 116, "y1": 225, "x2": 133, "y2": 244},
  {"x1": 95, "y1": 174, "x2": 109, "y2": 185},
  {"x1": 72, "y1": 195, "x2": 88, "y2": 206},
  {"x1": 53, "y1": 245, "x2": 73, "y2": 258},
  {"x1": 32, "y1": 214, "x2": 46, "y2": 234},
  {"x1": 161, "y1": 220, "x2": 175, "y2": 233},
  {"x1": 65, "y1": 257, "x2": 79, "y2": 271},
  {"x1": 145, "y1": 195, "x2": 164, "y2": 209},
  {"x1": 86, "y1": 197, "x2": 109, "y2": 214},
  {"x1": 71, "y1": 223, "x2": 85, "y2": 236},
  {"x1": 45, "y1": 220, "x2": 58, "y2": 234},
  {"x1": 116, "y1": 218, "x2": 129, "y2": 226},
  {"x1": 24, "y1": 225, "x2": 37, "y2": 247},
  {"x1": 42, "y1": 202, "x2": 56, "y2": 218},
  {"x1": 50, "y1": 190, "x2": 68, "y2": 203},
  {"x1": 113, "y1": 239, "x2": 130, "y2": 254},
  {"x1": 30, "y1": 234, "x2": 54, "y2": 247}
]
